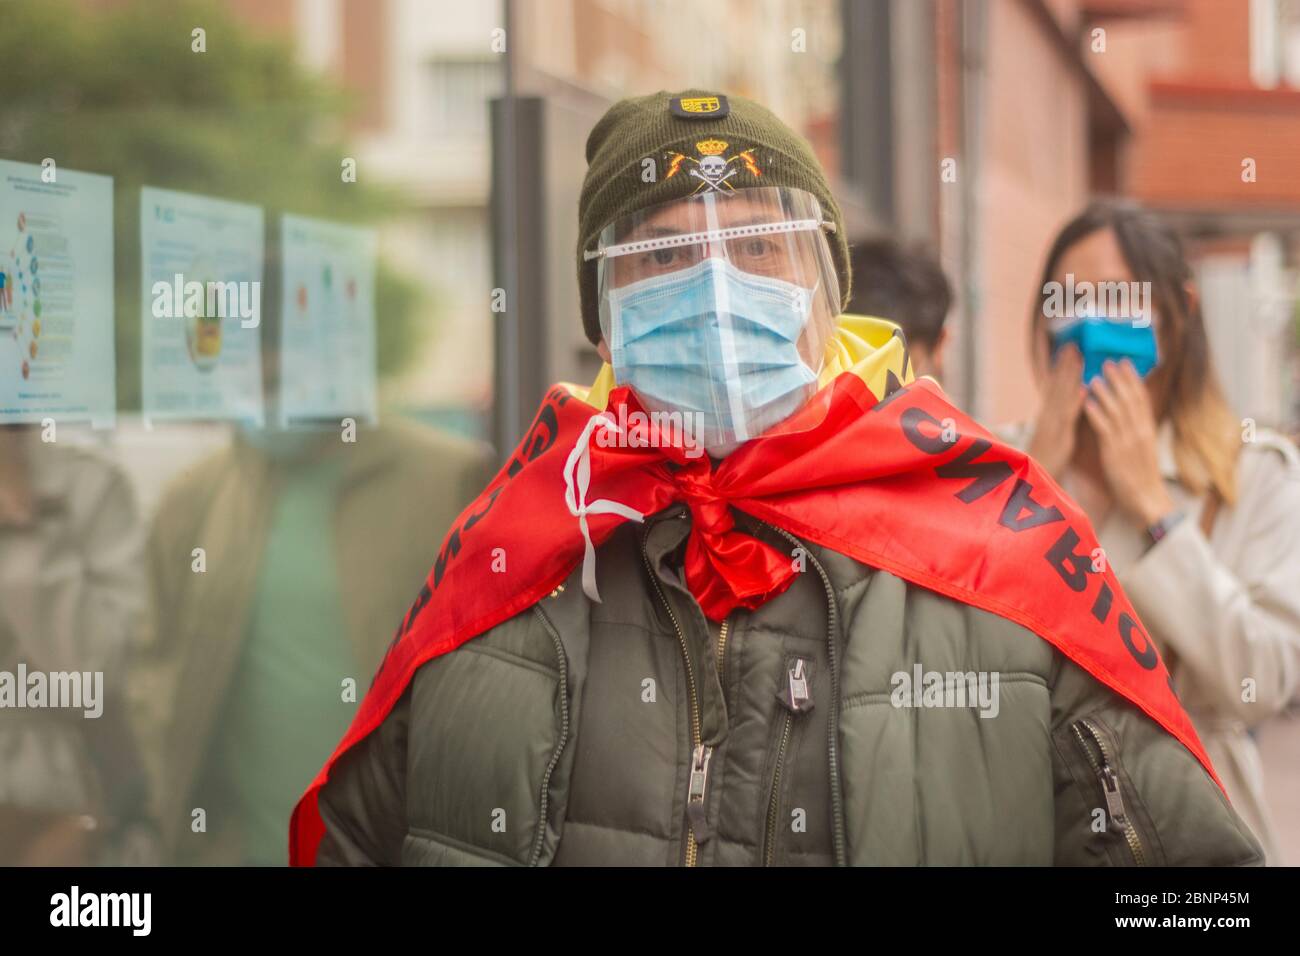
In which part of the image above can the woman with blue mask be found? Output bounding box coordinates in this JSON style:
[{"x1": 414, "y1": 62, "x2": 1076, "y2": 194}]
[{"x1": 1001, "y1": 200, "x2": 1300, "y2": 864}]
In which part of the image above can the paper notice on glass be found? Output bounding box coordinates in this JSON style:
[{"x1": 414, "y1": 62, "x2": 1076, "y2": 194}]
[
  {"x1": 141, "y1": 187, "x2": 265, "y2": 425},
  {"x1": 0, "y1": 160, "x2": 115, "y2": 427},
  {"x1": 277, "y1": 214, "x2": 378, "y2": 427}
]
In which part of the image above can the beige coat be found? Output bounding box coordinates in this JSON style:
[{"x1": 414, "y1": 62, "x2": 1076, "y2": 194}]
[
  {"x1": 1000, "y1": 420, "x2": 1300, "y2": 864},
  {"x1": 0, "y1": 430, "x2": 146, "y2": 826}
]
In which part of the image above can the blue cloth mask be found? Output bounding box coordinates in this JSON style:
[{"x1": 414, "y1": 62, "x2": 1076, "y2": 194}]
[
  {"x1": 607, "y1": 256, "x2": 819, "y2": 455},
  {"x1": 1051, "y1": 311, "x2": 1158, "y2": 384}
]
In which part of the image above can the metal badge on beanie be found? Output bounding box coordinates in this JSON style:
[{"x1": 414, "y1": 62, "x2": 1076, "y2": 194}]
[{"x1": 669, "y1": 94, "x2": 730, "y2": 119}]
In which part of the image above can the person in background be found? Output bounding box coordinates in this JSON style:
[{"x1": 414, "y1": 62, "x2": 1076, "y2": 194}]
[
  {"x1": 0, "y1": 424, "x2": 152, "y2": 865},
  {"x1": 847, "y1": 237, "x2": 951, "y2": 380},
  {"x1": 1001, "y1": 199, "x2": 1300, "y2": 864},
  {"x1": 131, "y1": 299, "x2": 494, "y2": 866}
]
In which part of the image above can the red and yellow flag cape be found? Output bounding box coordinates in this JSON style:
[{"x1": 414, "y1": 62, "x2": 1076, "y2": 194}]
[{"x1": 290, "y1": 315, "x2": 1221, "y2": 865}]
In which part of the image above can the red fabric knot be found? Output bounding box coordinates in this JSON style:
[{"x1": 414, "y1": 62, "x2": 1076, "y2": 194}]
[
  {"x1": 673, "y1": 463, "x2": 733, "y2": 535},
  {"x1": 670, "y1": 461, "x2": 798, "y2": 622}
]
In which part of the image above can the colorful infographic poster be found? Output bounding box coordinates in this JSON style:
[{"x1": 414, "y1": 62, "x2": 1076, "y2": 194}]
[
  {"x1": 278, "y1": 214, "x2": 378, "y2": 427},
  {"x1": 0, "y1": 160, "x2": 115, "y2": 427},
  {"x1": 141, "y1": 187, "x2": 265, "y2": 425}
]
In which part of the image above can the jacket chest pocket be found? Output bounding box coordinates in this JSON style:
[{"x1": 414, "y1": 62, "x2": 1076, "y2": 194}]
[{"x1": 403, "y1": 622, "x2": 570, "y2": 866}]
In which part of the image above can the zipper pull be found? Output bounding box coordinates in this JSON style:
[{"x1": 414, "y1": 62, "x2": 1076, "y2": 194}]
[
  {"x1": 685, "y1": 743, "x2": 714, "y2": 843},
  {"x1": 777, "y1": 657, "x2": 814, "y2": 714},
  {"x1": 1100, "y1": 766, "x2": 1129, "y2": 826}
]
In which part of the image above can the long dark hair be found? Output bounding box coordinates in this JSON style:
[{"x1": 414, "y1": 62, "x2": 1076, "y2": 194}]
[{"x1": 1032, "y1": 199, "x2": 1239, "y2": 502}]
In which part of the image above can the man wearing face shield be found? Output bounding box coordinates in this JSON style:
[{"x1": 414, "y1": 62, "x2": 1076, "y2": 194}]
[
  {"x1": 293, "y1": 92, "x2": 1262, "y2": 867},
  {"x1": 590, "y1": 182, "x2": 840, "y2": 460}
]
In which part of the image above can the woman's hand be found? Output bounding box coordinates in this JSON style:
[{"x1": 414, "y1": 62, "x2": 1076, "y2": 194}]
[
  {"x1": 1027, "y1": 344, "x2": 1087, "y2": 478},
  {"x1": 1082, "y1": 359, "x2": 1175, "y2": 527}
]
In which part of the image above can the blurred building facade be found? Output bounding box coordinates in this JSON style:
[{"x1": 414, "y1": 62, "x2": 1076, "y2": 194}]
[
  {"x1": 1094, "y1": 0, "x2": 1300, "y2": 433},
  {"x1": 47, "y1": 0, "x2": 1298, "y2": 868},
  {"x1": 206, "y1": 0, "x2": 1298, "y2": 438},
  {"x1": 213, "y1": 0, "x2": 846, "y2": 444}
]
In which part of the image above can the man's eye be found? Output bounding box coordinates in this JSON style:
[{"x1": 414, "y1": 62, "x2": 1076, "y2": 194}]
[
  {"x1": 652, "y1": 248, "x2": 677, "y2": 267},
  {"x1": 738, "y1": 238, "x2": 775, "y2": 259}
]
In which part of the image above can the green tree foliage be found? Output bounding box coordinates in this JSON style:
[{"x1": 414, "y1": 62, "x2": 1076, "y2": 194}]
[{"x1": 0, "y1": 0, "x2": 428, "y2": 410}]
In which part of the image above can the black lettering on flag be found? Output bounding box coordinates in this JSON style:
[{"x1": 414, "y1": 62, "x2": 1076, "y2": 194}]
[
  {"x1": 433, "y1": 527, "x2": 463, "y2": 589},
  {"x1": 463, "y1": 486, "x2": 503, "y2": 532},
  {"x1": 936, "y1": 438, "x2": 1014, "y2": 503},
  {"x1": 401, "y1": 582, "x2": 433, "y2": 636},
  {"x1": 524, "y1": 403, "x2": 560, "y2": 461},
  {"x1": 1119, "y1": 612, "x2": 1159, "y2": 670},
  {"x1": 384, "y1": 579, "x2": 435, "y2": 673},
  {"x1": 507, "y1": 399, "x2": 562, "y2": 477},
  {"x1": 998, "y1": 478, "x2": 1065, "y2": 531},
  {"x1": 899, "y1": 406, "x2": 949, "y2": 454},
  {"x1": 380, "y1": 624, "x2": 404, "y2": 672},
  {"x1": 1091, "y1": 580, "x2": 1114, "y2": 624},
  {"x1": 1045, "y1": 526, "x2": 1092, "y2": 592}
]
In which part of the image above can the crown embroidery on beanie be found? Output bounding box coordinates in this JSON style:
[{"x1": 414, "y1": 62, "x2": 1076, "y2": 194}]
[{"x1": 664, "y1": 139, "x2": 763, "y2": 194}]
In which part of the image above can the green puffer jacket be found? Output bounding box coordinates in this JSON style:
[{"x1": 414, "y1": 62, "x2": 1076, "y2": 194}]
[{"x1": 315, "y1": 503, "x2": 1264, "y2": 866}]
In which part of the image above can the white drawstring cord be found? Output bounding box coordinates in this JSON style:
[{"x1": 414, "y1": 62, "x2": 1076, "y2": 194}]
[{"x1": 563, "y1": 412, "x2": 647, "y2": 603}]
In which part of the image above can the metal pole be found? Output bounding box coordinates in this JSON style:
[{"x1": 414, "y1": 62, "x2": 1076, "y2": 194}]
[{"x1": 497, "y1": 0, "x2": 521, "y2": 456}]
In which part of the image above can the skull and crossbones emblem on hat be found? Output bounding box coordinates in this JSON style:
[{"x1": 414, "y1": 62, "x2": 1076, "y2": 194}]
[{"x1": 665, "y1": 139, "x2": 763, "y2": 194}]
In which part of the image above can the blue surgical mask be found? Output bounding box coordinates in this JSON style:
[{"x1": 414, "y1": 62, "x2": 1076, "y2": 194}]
[
  {"x1": 607, "y1": 256, "x2": 819, "y2": 455},
  {"x1": 1051, "y1": 310, "x2": 1158, "y2": 384}
]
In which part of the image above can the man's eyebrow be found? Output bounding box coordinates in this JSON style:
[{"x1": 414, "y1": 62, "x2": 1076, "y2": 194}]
[
  {"x1": 717, "y1": 215, "x2": 772, "y2": 230},
  {"x1": 620, "y1": 223, "x2": 688, "y2": 242},
  {"x1": 619, "y1": 215, "x2": 778, "y2": 243}
]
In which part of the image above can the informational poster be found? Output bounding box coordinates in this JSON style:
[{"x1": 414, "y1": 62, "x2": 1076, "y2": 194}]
[
  {"x1": 277, "y1": 214, "x2": 378, "y2": 427},
  {"x1": 0, "y1": 160, "x2": 115, "y2": 427},
  {"x1": 141, "y1": 187, "x2": 265, "y2": 424}
]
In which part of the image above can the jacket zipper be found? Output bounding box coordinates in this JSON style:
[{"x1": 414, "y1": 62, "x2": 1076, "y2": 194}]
[
  {"x1": 716, "y1": 616, "x2": 731, "y2": 677},
  {"x1": 762, "y1": 522, "x2": 848, "y2": 866},
  {"x1": 764, "y1": 713, "x2": 793, "y2": 866},
  {"x1": 1071, "y1": 718, "x2": 1147, "y2": 866},
  {"x1": 763, "y1": 657, "x2": 813, "y2": 865},
  {"x1": 529, "y1": 605, "x2": 571, "y2": 866},
  {"x1": 641, "y1": 522, "x2": 709, "y2": 867}
]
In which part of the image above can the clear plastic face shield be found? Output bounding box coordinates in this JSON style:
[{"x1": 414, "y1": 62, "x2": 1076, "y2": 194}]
[{"x1": 588, "y1": 186, "x2": 841, "y2": 458}]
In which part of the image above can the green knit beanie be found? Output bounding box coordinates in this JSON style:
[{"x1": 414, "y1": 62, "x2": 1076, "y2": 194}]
[{"x1": 577, "y1": 89, "x2": 851, "y2": 346}]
